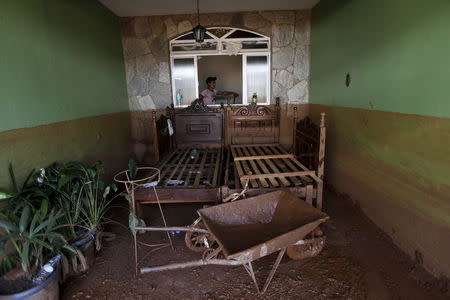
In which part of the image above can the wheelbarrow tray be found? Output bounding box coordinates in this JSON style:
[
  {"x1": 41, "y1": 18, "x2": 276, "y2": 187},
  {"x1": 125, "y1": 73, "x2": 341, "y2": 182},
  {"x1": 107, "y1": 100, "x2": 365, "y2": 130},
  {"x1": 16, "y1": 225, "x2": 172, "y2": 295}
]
[{"x1": 198, "y1": 190, "x2": 329, "y2": 262}]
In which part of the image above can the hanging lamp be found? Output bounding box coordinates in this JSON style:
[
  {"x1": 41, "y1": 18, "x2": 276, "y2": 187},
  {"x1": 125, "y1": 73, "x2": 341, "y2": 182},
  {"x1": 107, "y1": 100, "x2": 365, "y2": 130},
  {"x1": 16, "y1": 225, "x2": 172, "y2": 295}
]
[{"x1": 192, "y1": 0, "x2": 206, "y2": 43}]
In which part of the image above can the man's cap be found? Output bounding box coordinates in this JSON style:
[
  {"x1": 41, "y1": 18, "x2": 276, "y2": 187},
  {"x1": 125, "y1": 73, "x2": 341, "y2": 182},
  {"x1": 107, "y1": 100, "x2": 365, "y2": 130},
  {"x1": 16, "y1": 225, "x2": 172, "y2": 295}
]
[{"x1": 206, "y1": 77, "x2": 217, "y2": 83}]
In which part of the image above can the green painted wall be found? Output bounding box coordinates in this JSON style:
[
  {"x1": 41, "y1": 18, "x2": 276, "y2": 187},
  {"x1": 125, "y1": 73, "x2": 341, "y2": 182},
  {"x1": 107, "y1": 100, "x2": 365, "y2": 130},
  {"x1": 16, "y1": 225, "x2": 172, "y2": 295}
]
[
  {"x1": 310, "y1": 0, "x2": 450, "y2": 278},
  {"x1": 0, "y1": 0, "x2": 130, "y2": 187},
  {"x1": 310, "y1": 0, "x2": 450, "y2": 118},
  {"x1": 0, "y1": 0, "x2": 128, "y2": 131}
]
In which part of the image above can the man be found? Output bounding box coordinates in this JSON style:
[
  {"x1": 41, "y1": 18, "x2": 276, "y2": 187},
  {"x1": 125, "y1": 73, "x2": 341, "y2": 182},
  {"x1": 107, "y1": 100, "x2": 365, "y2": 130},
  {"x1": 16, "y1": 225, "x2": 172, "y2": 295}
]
[{"x1": 199, "y1": 77, "x2": 238, "y2": 105}]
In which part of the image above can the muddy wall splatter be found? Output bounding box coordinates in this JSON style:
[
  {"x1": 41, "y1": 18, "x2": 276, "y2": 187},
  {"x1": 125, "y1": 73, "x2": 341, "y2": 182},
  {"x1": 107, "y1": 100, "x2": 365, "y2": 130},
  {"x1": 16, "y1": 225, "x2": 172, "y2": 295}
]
[
  {"x1": 0, "y1": 0, "x2": 130, "y2": 186},
  {"x1": 0, "y1": 113, "x2": 133, "y2": 189},
  {"x1": 310, "y1": 0, "x2": 450, "y2": 278}
]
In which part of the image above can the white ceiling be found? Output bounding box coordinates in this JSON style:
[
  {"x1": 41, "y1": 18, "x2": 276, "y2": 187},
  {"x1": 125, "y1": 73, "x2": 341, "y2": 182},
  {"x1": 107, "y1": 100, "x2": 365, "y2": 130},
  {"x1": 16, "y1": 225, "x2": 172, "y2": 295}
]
[{"x1": 98, "y1": 0, "x2": 320, "y2": 17}]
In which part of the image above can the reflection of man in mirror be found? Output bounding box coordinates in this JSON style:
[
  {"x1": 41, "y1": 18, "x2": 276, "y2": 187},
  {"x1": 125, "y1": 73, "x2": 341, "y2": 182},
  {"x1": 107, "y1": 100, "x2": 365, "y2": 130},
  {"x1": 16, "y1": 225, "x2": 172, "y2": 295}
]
[{"x1": 199, "y1": 77, "x2": 238, "y2": 105}]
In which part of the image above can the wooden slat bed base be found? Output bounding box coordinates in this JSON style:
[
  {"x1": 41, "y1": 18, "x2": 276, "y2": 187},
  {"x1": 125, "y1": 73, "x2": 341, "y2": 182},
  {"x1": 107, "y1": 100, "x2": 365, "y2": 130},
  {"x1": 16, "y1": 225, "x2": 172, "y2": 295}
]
[
  {"x1": 156, "y1": 147, "x2": 223, "y2": 189},
  {"x1": 231, "y1": 144, "x2": 320, "y2": 190},
  {"x1": 134, "y1": 188, "x2": 219, "y2": 203}
]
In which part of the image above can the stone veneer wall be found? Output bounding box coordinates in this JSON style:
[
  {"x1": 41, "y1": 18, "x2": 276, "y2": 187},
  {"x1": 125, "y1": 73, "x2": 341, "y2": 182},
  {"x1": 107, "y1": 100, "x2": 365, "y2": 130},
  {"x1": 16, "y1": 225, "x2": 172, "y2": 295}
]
[{"x1": 120, "y1": 10, "x2": 311, "y2": 110}]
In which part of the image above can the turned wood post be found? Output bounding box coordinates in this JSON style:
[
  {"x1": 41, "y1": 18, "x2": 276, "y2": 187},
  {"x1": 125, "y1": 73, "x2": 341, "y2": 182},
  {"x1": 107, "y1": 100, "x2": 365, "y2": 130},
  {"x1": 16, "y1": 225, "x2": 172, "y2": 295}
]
[
  {"x1": 275, "y1": 97, "x2": 280, "y2": 144},
  {"x1": 151, "y1": 110, "x2": 160, "y2": 163},
  {"x1": 226, "y1": 104, "x2": 232, "y2": 146},
  {"x1": 316, "y1": 112, "x2": 326, "y2": 210},
  {"x1": 292, "y1": 106, "x2": 298, "y2": 155}
]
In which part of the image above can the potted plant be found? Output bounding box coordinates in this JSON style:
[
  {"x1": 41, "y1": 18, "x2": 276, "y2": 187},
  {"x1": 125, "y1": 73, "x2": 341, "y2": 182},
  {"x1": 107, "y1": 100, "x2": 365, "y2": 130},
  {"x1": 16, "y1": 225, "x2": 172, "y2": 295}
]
[
  {"x1": 36, "y1": 161, "x2": 116, "y2": 279},
  {"x1": 0, "y1": 199, "x2": 78, "y2": 299}
]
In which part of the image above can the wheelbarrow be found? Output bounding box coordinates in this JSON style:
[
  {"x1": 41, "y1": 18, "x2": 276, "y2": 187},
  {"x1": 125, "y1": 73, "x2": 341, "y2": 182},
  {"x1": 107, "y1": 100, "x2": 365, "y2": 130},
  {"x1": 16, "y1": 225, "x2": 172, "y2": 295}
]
[{"x1": 136, "y1": 190, "x2": 329, "y2": 294}]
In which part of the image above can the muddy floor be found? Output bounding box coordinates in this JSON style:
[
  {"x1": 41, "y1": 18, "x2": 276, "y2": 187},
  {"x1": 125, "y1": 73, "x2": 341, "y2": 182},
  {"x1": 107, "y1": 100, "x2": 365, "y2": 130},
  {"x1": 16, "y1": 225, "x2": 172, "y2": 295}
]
[{"x1": 63, "y1": 191, "x2": 449, "y2": 300}]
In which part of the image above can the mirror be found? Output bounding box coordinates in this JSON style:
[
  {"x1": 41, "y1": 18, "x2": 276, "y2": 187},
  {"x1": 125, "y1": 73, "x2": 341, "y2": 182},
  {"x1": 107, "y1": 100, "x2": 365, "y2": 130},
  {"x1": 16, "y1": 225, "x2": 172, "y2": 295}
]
[
  {"x1": 197, "y1": 55, "x2": 242, "y2": 104},
  {"x1": 170, "y1": 27, "x2": 271, "y2": 107}
]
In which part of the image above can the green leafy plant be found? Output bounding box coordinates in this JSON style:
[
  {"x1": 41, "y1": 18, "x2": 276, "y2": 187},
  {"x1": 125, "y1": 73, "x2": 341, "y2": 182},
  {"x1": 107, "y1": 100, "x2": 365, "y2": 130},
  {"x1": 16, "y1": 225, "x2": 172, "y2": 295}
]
[{"x1": 0, "y1": 201, "x2": 77, "y2": 278}]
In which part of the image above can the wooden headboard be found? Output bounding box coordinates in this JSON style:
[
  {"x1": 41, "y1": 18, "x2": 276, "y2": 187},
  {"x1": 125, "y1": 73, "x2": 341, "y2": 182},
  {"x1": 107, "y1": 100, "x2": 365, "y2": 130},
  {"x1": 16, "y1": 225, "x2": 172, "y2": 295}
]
[
  {"x1": 226, "y1": 100, "x2": 280, "y2": 145},
  {"x1": 170, "y1": 99, "x2": 224, "y2": 148}
]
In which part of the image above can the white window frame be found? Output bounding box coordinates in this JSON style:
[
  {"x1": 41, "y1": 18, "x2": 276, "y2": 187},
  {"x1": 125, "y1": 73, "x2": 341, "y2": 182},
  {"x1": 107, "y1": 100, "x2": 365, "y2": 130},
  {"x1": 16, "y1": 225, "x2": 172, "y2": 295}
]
[
  {"x1": 170, "y1": 56, "x2": 199, "y2": 107},
  {"x1": 170, "y1": 27, "x2": 271, "y2": 107}
]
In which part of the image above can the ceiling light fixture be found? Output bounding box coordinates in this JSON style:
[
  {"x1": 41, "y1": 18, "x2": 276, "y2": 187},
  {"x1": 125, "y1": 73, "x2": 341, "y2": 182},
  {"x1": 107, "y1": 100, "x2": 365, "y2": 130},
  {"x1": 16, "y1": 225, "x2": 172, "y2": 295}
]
[{"x1": 192, "y1": 0, "x2": 206, "y2": 43}]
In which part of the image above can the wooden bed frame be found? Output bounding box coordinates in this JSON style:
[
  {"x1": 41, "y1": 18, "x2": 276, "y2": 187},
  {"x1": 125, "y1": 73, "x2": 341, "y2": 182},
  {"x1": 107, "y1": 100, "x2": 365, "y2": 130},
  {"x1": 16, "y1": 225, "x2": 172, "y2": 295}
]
[
  {"x1": 134, "y1": 100, "x2": 225, "y2": 204},
  {"x1": 222, "y1": 102, "x2": 326, "y2": 209},
  {"x1": 135, "y1": 99, "x2": 326, "y2": 209}
]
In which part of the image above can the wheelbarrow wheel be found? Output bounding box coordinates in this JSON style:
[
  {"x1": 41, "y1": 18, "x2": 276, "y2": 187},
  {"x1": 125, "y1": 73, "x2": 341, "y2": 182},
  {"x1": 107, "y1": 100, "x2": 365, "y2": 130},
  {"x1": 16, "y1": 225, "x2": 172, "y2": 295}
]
[{"x1": 185, "y1": 218, "x2": 215, "y2": 252}]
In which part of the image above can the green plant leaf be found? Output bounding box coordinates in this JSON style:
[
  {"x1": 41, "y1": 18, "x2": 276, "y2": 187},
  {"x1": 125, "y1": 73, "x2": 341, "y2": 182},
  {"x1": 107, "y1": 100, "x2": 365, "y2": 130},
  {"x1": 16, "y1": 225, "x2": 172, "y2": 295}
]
[
  {"x1": 128, "y1": 213, "x2": 138, "y2": 233},
  {"x1": 40, "y1": 198, "x2": 49, "y2": 217},
  {"x1": 8, "y1": 163, "x2": 18, "y2": 193},
  {"x1": 22, "y1": 169, "x2": 35, "y2": 190},
  {"x1": 128, "y1": 159, "x2": 138, "y2": 180},
  {"x1": 63, "y1": 244, "x2": 77, "y2": 254},
  {"x1": 19, "y1": 206, "x2": 30, "y2": 233},
  {"x1": 20, "y1": 241, "x2": 30, "y2": 275},
  {"x1": 0, "y1": 218, "x2": 17, "y2": 231},
  {"x1": 102, "y1": 186, "x2": 111, "y2": 199},
  {"x1": 33, "y1": 239, "x2": 53, "y2": 251},
  {"x1": 0, "y1": 188, "x2": 13, "y2": 200}
]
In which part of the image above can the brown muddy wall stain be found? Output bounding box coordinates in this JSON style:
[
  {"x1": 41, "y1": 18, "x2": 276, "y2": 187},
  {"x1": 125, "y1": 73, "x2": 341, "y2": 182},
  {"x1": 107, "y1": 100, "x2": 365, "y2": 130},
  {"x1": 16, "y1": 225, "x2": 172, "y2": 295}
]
[
  {"x1": 309, "y1": 104, "x2": 450, "y2": 278},
  {"x1": 0, "y1": 112, "x2": 132, "y2": 189}
]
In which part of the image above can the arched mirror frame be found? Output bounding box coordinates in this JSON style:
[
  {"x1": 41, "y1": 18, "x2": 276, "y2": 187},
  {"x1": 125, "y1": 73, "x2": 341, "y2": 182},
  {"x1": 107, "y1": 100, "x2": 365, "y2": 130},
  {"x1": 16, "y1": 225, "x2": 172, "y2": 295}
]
[{"x1": 169, "y1": 27, "x2": 271, "y2": 107}]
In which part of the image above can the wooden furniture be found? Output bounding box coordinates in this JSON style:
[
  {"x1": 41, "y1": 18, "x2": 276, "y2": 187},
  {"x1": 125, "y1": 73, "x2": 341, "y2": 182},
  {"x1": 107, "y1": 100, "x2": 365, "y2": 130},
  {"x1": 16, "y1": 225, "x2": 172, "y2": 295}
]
[
  {"x1": 136, "y1": 100, "x2": 224, "y2": 204},
  {"x1": 223, "y1": 102, "x2": 326, "y2": 209},
  {"x1": 138, "y1": 100, "x2": 326, "y2": 209}
]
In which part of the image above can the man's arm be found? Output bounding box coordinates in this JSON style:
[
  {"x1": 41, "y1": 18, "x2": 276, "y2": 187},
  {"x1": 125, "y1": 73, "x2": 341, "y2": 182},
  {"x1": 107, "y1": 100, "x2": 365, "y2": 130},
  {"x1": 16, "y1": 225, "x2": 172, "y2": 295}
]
[{"x1": 216, "y1": 91, "x2": 239, "y2": 97}]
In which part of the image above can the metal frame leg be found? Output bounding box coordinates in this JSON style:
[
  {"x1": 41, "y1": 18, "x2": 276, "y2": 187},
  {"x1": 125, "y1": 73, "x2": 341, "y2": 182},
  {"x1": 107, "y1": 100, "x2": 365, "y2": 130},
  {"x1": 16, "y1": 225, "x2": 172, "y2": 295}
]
[
  {"x1": 243, "y1": 261, "x2": 260, "y2": 293},
  {"x1": 261, "y1": 247, "x2": 286, "y2": 294}
]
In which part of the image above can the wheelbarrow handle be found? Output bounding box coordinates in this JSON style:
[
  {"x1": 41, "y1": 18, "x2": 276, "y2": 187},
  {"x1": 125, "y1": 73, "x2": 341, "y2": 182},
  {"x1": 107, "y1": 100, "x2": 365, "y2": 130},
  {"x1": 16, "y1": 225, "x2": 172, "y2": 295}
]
[
  {"x1": 140, "y1": 259, "x2": 244, "y2": 273},
  {"x1": 134, "y1": 226, "x2": 209, "y2": 234}
]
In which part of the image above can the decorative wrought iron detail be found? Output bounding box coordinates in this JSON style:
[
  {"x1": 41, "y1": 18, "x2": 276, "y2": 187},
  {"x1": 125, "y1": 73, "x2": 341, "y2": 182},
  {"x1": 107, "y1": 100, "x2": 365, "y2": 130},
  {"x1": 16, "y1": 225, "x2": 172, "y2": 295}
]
[
  {"x1": 232, "y1": 102, "x2": 274, "y2": 116},
  {"x1": 178, "y1": 99, "x2": 222, "y2": 113}
]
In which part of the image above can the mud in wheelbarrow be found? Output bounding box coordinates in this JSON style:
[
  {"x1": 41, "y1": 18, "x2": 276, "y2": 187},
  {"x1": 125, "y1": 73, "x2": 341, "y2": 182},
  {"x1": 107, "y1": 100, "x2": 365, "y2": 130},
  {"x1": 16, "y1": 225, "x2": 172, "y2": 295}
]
[{"x1": 141, "y1": 190, "x2": 329, "y2": 293}]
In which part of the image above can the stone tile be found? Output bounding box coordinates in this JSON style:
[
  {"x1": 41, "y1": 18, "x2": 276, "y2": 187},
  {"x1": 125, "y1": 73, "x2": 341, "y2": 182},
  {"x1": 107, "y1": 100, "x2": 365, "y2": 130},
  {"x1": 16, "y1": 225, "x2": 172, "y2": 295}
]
[
  {"x1": 136, "y1": 53, "x2": 157, "y2": 75},
  {"x1": 272, "y1": 81, "x2": 288, "y2": 103},
  {"x1": 128, "y1": 76, "x2": 149, "y2": 97},
  {"x1": 272, "y1": 46, "x2": 295, "y2": 69},
  {"x1": 262, "y1": 11, "x2": 295, "y2": 24},
  {"x1": 149, "y1": 81, "x2": 171, "y2": 108},
  {"x1": 164, "y1": 17, "x2": 177, "y2": 39},
  {"x1": 149, "y1": 16, "x2": 164, "y2": 37},
  {"x1": 287, "y1": 80, "x2": 308, "y2": 103},
  {"x1": 124, "y1": 58, "x2": 136, "y2": 84},
  {"x1": 274, "y1": 69, "x2": 294, "y2": 89},
  {"x1": 159, "y1": 62, "x2": 170, "y2": 84},
  {"x1": 147, "y1": 35, "x2": 169, "y2": 59},
  {"x1": 295, "y1": 16, "x2": 311, "y2": 45},
  {"x1": 272, "y1": 24, "x2": 294, "y2": 47},
  {"x1": 293, "y1": 45, "x2": 310, "y2": 80},
  {"x1": 243, "y1": 12, "x2": 271, "y2": 30},
  {"x1": 177, "y1": 20, "x2": 192, "y2": 35},
  {"x1": 123, "y1": 37, "x2": 150, "y2": 59},
  {"x1": 134, "y1": 17, "x2": 152, "y2": 38}
]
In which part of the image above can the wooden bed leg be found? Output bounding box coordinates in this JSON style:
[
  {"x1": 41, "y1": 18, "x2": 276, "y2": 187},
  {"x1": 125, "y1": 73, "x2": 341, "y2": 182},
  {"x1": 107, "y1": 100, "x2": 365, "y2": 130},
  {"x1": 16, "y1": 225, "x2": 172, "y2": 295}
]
[
  {"x1": 151, "y1": 111, "x2": 160, "y2": 163},
  {"x1": 306, "y1": 184, "x2": 313, "y2": 205},
  {"x1": 317, "y1": 113, "x2": 326, "y2": 210},
  {"x1": 226, "y1": 105, "x2": 232, "y2": 146}
]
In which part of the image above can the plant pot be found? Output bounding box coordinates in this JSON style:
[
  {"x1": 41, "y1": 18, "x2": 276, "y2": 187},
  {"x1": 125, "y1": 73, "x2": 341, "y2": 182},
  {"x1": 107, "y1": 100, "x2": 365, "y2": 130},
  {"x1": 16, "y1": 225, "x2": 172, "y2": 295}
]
[
  {"x1": 62, "y1": 229, "x2": 96, "y2": 281},
  {"x1": 0, "y1": 264, "x2": 59, "y2": 300}
]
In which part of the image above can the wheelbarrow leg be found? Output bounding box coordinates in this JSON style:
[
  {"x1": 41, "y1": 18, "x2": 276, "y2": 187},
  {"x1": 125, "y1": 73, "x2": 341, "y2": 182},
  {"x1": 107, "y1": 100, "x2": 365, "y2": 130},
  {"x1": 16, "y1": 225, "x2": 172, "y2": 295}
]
[
  {"x1": 243, "y1": 262, "x2": 260, "y2": 293},
  {"x1": 261, "y1": 247, "x2": 287, "y2": 294}
]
